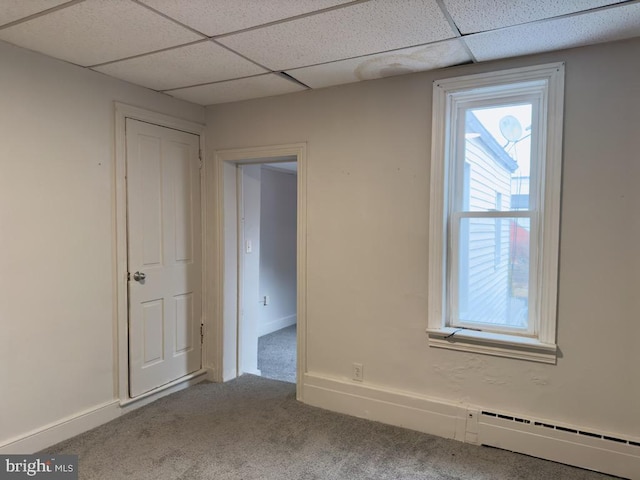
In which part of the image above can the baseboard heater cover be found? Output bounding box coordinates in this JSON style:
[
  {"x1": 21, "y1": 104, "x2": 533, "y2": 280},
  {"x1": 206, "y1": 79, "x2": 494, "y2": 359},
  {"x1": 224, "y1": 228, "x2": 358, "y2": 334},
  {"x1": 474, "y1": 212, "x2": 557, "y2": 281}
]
[
  {"x1": 480, "y1": 410, "x2": 640, "y2": 449},
  {"x1": 478, "y1": 410, "x2": 639, "y2": 479}
]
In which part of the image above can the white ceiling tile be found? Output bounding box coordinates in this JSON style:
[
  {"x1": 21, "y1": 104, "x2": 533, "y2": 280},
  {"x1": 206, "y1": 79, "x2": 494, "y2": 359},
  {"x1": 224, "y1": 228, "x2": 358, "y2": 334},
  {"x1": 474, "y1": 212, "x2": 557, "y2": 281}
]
[
  {"x1": 0, "y1": 0, "x2": 71, "y2": 27},
  {"x1": 166, "y1": 74, "x2": 307, "y2": 106},
  {"x1": 93, "y1": 41, "x2": 266, "y2": 91},
  {"x1": 465, "y1": 2, "x2": 640, "y2": 62},
  {"x1": 138, "y1": 0, "x2": 355, "y2": 36},
  {"x1": 287, "y1": 39, "x2": 471, "y2": 89},
  {"x1": 443, "y1": 0, "x2": 629, "y2": 34},
  {"x1": 218, "y1": 0, "x2": 456, "y2": 71},
  {"x1": 0, "y1": 0, "x2": 202, "y2": 67}
]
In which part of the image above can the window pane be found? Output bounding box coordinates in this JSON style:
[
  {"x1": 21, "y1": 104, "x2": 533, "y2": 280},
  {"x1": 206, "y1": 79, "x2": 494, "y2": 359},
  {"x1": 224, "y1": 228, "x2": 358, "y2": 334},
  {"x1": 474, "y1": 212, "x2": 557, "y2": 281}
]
[
  {"x1": 457, "y1": 217, "x2": 530, "y2": 329},
  {"x1": 463, "y1": 104, "x2": 532, "y2": 212}
]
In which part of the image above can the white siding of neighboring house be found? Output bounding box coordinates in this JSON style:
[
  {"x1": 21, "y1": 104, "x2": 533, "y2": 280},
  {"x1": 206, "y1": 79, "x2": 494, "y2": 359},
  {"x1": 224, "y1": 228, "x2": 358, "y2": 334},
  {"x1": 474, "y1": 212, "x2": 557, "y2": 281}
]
[{"x1": 459, "y1": 138, "x2": 513, "y2": 325}]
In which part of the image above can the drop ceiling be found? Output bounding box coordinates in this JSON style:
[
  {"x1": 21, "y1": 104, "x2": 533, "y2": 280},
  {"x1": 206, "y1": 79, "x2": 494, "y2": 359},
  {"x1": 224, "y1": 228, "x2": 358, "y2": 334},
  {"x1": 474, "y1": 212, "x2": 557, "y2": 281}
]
[{"x1": 1, "y1": 0, "x2": 638, "y2": 106}]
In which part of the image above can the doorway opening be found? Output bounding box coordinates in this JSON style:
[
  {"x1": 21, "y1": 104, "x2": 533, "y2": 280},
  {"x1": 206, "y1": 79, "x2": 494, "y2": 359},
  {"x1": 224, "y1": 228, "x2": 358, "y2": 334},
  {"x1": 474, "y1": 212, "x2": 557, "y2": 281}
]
[
  {"x1": 239, "y1": 161, "x2": 298, "y2": 383},
  {"x1": 215, "y1": 144, "x2": 307, "y2": 400}
]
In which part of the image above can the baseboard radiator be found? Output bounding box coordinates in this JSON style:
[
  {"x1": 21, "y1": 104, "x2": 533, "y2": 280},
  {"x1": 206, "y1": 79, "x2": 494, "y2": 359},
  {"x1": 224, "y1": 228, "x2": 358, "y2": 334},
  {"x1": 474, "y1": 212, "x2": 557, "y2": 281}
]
[{"x1": 477, "y1": 409, "x2": 639, "y2": 479}]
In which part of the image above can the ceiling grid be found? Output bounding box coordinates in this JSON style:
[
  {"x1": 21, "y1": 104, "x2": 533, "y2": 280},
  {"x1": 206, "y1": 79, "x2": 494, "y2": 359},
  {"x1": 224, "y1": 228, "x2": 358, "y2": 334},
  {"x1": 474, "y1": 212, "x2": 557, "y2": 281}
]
[{"x1": 0, "y1": 0, "x2": 637, "y2": 105}]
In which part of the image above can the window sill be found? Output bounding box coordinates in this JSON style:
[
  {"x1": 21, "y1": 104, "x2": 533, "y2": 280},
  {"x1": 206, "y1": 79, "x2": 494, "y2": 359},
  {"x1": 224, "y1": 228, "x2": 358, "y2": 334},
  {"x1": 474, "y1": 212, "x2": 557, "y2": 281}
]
[{"x1": 426, "y1": 328, "x2": 557, "y2": 364}]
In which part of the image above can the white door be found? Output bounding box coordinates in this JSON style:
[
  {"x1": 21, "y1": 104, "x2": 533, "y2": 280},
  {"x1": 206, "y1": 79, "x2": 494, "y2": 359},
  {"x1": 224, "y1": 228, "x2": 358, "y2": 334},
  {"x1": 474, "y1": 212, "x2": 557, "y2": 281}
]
[{"x1": 126, "y1": 118, "x2": 202, "y2": 397}]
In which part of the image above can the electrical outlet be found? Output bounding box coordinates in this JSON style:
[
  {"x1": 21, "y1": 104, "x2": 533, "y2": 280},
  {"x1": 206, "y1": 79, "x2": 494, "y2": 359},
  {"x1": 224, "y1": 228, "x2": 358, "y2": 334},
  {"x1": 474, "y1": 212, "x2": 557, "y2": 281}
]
[{"x1": 352, "y1": 363, "x2": 363, "y2": 382}]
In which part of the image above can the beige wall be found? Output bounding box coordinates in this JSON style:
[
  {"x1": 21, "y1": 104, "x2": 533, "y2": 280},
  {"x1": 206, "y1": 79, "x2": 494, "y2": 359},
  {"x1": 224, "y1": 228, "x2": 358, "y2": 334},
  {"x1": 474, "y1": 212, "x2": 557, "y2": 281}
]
[
  {"x1": 1, "y1": 32, "x2": 638, "y2": 454},
  {"x1": 0, "y1": 41, "x2": 204, "y2": 446},
  {"x1": 206, "y1": 38, "x2": 640, "y2": 437}
]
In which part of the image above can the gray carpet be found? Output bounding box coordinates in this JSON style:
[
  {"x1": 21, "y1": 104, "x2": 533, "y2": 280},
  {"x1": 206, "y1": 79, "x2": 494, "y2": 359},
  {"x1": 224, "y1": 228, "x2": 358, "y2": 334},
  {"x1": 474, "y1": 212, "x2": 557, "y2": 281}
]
[
  {"x1": 258, "y1": 325, "x2": 296, "y2": 383},
  {"x1": 44, "y1": 375, "x2": 617, "y2": 480}
]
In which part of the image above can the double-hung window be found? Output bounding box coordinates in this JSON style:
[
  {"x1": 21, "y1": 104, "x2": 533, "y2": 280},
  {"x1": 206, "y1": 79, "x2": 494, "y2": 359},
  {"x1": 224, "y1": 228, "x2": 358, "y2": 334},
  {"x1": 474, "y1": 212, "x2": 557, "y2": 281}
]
[{"x1": 427, "y1": 64, "x2": 565, "y2": 363}]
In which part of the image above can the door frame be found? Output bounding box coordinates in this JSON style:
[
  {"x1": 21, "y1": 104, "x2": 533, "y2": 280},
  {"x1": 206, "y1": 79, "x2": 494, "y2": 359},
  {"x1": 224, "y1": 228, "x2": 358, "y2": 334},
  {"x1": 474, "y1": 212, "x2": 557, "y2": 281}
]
[
  {"x1": 214, "y1": 144, "x2": 307, "y2": 401},
  {"x1": 237, "y1": 164, "x2": 262, "y2": 377},
  {"x1": 114, "y1": 102, "x2": 208, "y2": 405}
]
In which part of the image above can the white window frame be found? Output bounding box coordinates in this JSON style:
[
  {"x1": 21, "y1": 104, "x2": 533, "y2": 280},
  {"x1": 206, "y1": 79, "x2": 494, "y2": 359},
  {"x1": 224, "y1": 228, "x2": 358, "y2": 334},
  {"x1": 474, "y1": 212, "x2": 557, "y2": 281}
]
[{"x1": 427, "y1": 63, "x2": 565, "y2": 364}]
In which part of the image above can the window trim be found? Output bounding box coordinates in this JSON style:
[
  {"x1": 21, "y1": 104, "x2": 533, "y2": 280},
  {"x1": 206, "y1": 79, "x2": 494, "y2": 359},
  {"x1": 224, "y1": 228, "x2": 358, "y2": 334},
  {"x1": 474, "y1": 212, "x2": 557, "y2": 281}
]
[{"x1": 427, "y1": 63, "x2": 565, "y2": 364}]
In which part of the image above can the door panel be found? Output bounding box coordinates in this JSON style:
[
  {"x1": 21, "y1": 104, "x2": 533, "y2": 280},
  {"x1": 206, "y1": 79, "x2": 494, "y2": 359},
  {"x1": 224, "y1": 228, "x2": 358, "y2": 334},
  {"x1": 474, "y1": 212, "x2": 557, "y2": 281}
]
[
  {"x1": 168, "y1": 143, "x2": 194, "y2": 263},
  {"x1": 126, "y1": 118, "x2": 202, "y2": 397},
  {"x1": 138, "y1": 135, "x2": 163, "y2": 267},
  {"x1": 174, "y1": 293, "x2": 193, "y2": 353},
  {"x1": 142, "y1": 299, "x2": 164, "y2": 365}
]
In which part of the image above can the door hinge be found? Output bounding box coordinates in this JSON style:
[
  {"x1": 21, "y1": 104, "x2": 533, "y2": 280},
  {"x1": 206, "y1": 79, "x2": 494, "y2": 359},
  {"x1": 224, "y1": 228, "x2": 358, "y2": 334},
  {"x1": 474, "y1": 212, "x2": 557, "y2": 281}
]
[{"x1": 200, "y1": 323, "x2": 204, "y2": 343}]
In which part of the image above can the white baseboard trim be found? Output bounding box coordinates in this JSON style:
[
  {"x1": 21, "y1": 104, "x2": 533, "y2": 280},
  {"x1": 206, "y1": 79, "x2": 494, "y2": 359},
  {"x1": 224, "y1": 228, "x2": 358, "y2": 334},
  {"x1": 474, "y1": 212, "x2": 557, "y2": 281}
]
[
  {"x1": 0, "y1": 370, "x2": 211, "y2": 454},
  {"x1": 302, "y1": 373, "x2": 639, "y2": 479},
  {"x1": 258, "y1": 314, "x2": 296, "y2": 337},
  {"x1": 303, "y1": 373, "x2": 460, "y2": 441},
  {"x1": 0, "y1": 401, "x2": 120, "y2": 454}
]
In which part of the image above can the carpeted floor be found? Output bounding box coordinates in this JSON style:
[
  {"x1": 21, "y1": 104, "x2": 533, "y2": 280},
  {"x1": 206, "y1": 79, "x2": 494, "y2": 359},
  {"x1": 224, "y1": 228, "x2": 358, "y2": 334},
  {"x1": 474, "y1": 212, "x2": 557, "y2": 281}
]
[
  {"x1": 258, "y1": 324, "x2": 296, "y2": 383},
  {"x1": 44, "y1": 375, "x2": 617, "y2": 480}
]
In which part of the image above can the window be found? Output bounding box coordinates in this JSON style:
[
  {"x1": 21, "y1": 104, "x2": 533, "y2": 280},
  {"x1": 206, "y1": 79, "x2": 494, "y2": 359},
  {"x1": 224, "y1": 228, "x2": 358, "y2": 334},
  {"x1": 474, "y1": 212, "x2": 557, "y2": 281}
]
[{"x1": 427, "y1": 63, "x2": 564, "y2": 363}]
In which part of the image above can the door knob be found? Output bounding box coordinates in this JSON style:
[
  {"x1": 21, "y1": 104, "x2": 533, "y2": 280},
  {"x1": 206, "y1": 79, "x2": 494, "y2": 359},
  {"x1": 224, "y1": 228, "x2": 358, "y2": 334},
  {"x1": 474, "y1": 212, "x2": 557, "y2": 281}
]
[{"x1": 133, "y1": 271, "x2": 146, "y2": 282}]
